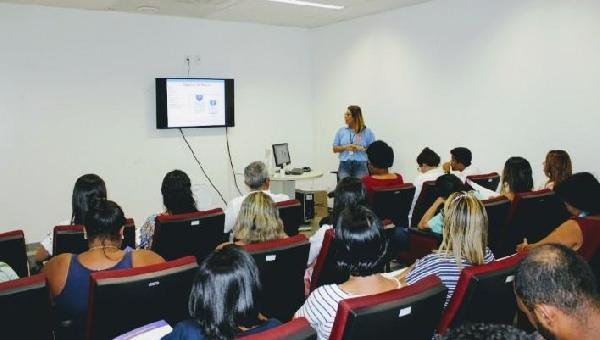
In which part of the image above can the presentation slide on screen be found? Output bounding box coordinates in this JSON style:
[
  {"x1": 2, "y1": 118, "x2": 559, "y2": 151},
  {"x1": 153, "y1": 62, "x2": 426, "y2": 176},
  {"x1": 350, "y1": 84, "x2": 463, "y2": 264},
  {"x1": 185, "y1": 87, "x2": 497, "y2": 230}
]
[{"x1": 166, "y1": 79, "x2": 226, "y2": 127}]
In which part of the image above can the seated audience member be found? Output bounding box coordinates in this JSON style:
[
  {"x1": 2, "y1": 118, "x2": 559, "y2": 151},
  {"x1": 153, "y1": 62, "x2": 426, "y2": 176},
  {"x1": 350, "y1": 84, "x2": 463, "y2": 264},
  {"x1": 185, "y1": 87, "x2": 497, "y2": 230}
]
[
  {"x1": 229, "y1": 192, "x2": 288, "y2": 246},
  {"x1": 442, "y1": 147, "x2": 481, "y2": 183},
  {"x1": 42, "y1": 200, "x2": 164, "y2": 335},
  {"x1": 417, "y1": 174, "x2": 465, "y2": 234},
  {"x1": 515, "y1": 244, "x2": 600, "y2": 340},
  {"x1": 224, "y1": 161, "x2": 289, "y2": 234},
  {"x1": 296, "y1": 206, "x2": 399, "y2": 340},
  {"x1": 35, "y1": 173, "x2": 107, "y2": 261},
  {"x1": 361, "y1": 140, "x2": 404, "y2": 203},
  {"x1": 471, "y1": 156, "x2": 534, "y2": 201},
  {"x1": 435, "y1": 323, "x2": 540, "y2": 340},
  {"x1": 410, "y1": 147, "x2": 445, "y2": 223},
  {"x1": 543, "y1": 150, "x2": 572, "y2": 190},
  {"x1": 139, "y1": 169, "x2": 199, "y2": 249},
  {"x1": 517, "y1": 172, "x2": 600, "y2": 258},
  {"x1": 164, "y1": 246, "x2": 280, "y2": 339},
  {"x1": 307, "y1": 177, "x2": 367, "y2": 266},
  {"x1": 0, "y1": 261, "x2": 18, "y2": 282},
  {"x1": 403, "y1": 191, "x2": 494, "y2": 308}
]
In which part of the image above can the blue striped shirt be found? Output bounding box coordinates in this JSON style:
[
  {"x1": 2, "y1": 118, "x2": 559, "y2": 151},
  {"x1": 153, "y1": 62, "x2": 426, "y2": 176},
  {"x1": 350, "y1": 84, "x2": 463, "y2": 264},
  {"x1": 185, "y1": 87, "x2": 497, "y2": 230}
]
[{"x1": 405, "y1": 248, "x2": 495, "y2": 308}]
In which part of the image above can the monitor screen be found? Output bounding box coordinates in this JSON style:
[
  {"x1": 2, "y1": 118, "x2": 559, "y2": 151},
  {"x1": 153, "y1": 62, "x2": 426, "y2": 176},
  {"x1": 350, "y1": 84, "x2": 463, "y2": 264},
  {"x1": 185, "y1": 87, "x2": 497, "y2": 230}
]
[
  {"x1": 272, "y1": 143, "x2": 291, "y2": 168},
  {"x1": 155, "y1": 78, "x2": 234, "y2": 129}
]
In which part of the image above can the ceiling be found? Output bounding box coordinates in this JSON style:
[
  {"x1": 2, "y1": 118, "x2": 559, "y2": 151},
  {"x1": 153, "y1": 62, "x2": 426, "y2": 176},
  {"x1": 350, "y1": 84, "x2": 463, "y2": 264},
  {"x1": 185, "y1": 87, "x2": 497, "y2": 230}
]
[{"x1": 1, "y1": 0, "x2": 432, "y2": 28}]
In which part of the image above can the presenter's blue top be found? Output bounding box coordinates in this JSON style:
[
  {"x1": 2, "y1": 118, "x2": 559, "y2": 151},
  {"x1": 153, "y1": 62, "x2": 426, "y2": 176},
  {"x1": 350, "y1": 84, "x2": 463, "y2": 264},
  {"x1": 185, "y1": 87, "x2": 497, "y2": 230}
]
[{"x1": 333, "y1": 127, "x2": 375, "y2": 162}]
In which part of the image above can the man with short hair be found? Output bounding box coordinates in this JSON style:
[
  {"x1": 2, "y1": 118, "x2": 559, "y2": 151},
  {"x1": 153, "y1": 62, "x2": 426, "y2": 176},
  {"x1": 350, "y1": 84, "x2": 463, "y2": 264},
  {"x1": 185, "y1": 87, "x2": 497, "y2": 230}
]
[
  {"x1": 514, "y1": 244, "x2": 600, "y2": 340},
  {"x1": 223, "y1": 161, "x2": 289, "y2": 234},
  {"x1": 410, "y1": 147, "x2": 445, "y2": 224},
  {"x1": 443, "y1": 147, "x2": 481, "y2": 183}
]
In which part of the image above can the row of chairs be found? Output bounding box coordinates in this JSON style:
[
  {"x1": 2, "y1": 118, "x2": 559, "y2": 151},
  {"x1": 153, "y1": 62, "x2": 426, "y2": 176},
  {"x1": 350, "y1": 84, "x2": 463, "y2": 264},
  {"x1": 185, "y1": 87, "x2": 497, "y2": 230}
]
[
  {"x1": 369, "y1": 176, "x2": 570, "y2": 260},
  {"x1": 0, "y1": 199, "x2": 304, "y2": 276},
  {"x1": 0, "y1": 237, "x2": 524, "y2": 339}
]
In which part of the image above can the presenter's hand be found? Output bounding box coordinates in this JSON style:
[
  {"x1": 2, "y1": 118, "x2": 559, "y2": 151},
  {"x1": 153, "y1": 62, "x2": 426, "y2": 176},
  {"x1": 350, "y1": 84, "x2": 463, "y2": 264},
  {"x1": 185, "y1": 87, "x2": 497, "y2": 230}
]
[{"x1": 354, "y1": 145, "x2": 365, "y2": 152}]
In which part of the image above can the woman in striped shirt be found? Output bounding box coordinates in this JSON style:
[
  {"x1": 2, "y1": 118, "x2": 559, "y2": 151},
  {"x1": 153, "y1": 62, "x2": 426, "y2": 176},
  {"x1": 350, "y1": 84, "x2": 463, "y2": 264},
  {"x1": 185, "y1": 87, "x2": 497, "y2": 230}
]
[
  {"x1": 295, "y1": 206, "x2": 401, "y2": 340},
  {"x1": 404, "y1": 191, "x2": 495, "y2": 307}
]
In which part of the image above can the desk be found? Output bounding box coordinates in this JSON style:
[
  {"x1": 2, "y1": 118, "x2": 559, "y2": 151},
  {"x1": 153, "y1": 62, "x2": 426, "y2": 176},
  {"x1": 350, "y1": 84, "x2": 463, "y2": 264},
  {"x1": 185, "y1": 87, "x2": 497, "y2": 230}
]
[{"x1": 270, "y1": 171, "x2": 323, "y2": 198}]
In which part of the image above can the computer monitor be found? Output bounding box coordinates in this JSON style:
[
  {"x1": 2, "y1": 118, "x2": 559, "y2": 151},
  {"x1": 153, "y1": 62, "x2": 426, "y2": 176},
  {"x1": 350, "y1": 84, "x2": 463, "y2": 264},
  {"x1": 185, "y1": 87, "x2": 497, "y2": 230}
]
[{"x1": 272, "y1": 143, "x2": 291, "y2": 168}]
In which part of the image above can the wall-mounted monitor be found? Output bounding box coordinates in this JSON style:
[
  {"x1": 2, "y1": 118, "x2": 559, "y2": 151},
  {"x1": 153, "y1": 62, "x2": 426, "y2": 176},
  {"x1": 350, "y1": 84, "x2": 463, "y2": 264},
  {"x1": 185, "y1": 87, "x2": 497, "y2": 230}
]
[{"x1": 156, "y1": 78, "x2": 234, "y2": 129}]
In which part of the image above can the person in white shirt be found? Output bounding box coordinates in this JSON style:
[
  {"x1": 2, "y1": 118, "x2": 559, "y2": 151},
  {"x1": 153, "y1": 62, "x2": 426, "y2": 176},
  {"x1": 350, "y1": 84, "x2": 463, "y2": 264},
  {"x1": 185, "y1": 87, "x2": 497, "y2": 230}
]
[
  {"x1": 443, "y1": 147, "x2": 481, "y2": 183},
  {"x1": 410, "y1": 147, "x2": 445, "y2": 225},
  {"x1": 224, "y1": 161, "x2": 289, "y2": 234}
]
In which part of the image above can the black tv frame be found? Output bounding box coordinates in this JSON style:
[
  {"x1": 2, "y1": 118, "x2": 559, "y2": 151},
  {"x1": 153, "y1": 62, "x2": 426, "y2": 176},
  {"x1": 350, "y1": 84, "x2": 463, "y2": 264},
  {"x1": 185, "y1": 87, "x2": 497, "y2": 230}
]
[{"x1": 155, "y1": 78, "x2": 234, "y2": 129}]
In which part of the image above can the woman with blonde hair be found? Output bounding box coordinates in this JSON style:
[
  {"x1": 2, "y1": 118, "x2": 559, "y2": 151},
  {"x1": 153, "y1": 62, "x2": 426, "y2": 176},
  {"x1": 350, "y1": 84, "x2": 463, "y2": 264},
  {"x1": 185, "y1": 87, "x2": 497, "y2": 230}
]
[
  {"x1": 402, "y1": 191, "x2": 494, "y2": 307},
  {"x1": 232, "y1": 191, "x2": 288, "y2": 245},
  {"x1": 332, "y1": 105, "x2": 376, "y2": 179},
  {"x1": 543, "y1": 150, "x2": 572, "y2": 190}
]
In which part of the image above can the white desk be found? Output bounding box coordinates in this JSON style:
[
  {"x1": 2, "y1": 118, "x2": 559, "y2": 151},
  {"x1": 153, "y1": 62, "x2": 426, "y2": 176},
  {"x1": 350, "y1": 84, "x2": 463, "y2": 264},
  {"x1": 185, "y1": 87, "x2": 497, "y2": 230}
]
[{"x1": 270, "y1": 171, "x2": 323, "y2": 198}]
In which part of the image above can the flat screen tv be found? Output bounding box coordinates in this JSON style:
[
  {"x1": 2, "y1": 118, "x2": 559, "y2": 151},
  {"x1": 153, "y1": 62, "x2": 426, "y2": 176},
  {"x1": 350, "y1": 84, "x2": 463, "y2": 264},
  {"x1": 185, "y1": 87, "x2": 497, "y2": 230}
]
[{"x1": 156, "y1": 78, "x2": 234, "y2": 129}]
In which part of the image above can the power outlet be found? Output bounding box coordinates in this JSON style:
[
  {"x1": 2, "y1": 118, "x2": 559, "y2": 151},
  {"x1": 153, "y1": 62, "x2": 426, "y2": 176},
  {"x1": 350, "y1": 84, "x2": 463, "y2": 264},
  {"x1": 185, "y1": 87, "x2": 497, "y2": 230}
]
[{"x1": 184, "y1": 55, "x2": 202, "y2": 65}]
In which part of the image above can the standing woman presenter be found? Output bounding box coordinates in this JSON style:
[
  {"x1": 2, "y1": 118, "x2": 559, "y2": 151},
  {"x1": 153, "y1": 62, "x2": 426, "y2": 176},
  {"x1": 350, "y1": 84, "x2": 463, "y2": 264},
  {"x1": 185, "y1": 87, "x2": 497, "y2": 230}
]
[{"x1": 333, "y1": 105, "x2": 375, "y2": 180}]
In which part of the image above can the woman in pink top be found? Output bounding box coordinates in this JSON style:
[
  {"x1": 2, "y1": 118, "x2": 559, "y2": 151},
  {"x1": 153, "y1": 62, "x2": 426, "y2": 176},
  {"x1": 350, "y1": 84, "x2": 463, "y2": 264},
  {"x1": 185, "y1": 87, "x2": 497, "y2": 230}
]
[{"x1": 518, "y1": 172, "x2": 600, "y2": 260}]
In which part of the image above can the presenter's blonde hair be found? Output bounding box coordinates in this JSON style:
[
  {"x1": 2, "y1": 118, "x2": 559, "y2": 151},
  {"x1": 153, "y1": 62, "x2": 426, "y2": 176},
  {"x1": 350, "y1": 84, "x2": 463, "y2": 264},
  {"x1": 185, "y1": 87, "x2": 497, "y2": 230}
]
[
  {"x1": 347, "y1": 105, "x2": 366, "y2": 133},
  {"x1": 437, "y1": 191, "x2": 488, "y2": 267},
  {"x1": 233, "y1": 192, "x2": 286, "y2": 244}
]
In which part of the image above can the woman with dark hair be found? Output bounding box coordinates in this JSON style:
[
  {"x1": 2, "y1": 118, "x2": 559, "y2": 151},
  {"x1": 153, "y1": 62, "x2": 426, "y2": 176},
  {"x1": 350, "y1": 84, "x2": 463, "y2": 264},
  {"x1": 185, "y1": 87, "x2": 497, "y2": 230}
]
[
  {"x1": 164, "y1": 246, "x2": 280, "y2": 339},
  {"x1": 43, "y1": 199, "x2": 164, "y2": 336},
  {"x1": 470, "y1": 156, "x2": 533, "y2": 201},
  {"x1": 500, "y1": 156, "x2": 534, "y2": 200},
  {"x1": 543, "y1": 150, "x2": 572, "y2": 190},
  {"x1": 517, "y1": 172, "x2": 600, "y2": 259},
  {"x1": 332, "y1": 105, "x2": 375, "y2": 179},
  {"x1": 306, "y1": 177, "x2": 367, "y2": 266},
  {"x1": 296, "y1": 206, "x2": 399, "y2": 340},
  {"x1": 139, "y1": 170, "x2": 199, "y2": 249},
  {"x1": 36, "y1": 173, "x2": 107, "y2": 261},
  {"x1": 417, "y1": 174, "x2": 466, "y2": 234},
  {"x1": 362, "y1": 140, "x2": 404, "y2": 203}
]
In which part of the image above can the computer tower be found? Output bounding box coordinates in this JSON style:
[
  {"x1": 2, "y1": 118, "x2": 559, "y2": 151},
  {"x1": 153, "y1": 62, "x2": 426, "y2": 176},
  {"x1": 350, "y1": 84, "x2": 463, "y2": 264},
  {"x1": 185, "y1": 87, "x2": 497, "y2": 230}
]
[{"x1": 295, "y1": 189, "x2": 315, "y2": 222}]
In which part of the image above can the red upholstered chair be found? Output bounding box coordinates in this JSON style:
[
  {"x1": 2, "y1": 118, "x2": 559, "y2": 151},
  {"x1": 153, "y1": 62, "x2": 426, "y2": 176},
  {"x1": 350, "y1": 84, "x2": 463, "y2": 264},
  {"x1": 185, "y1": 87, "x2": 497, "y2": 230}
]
[
  {"x1": 500, "y1": 189, "x2": 569, "y2": 257},
  {"x1": 329, "y1": 275, "x2": 447, "y2": 340},
  {"x1": 397, "y1": 228, "x2": 442, "y2": 266},
  {"x1": 276, "y1": 199, "x2": 303, "y2": 236},
  {"x1": 482, "y1": 196, "x2": 511, "y2": 256},
  {"x1": 411, "y1": 181, "x2": 437, "y2": 228},
  {"x1": 309, "y1": 228, "x2": 348, "y2": 292},
  {"x1": 371, "y1": 184, "x2": 416, "y2": 227},
  {"x1": 0, "y1": 274, "x2": 52, "y2": 339},
  {"x1": 437, "y1": 252, "x2": 526, "y2": 334},
  {"x1": 237, "y1": 317, "x2": 316, "y2": 340},
  {"x1": 467, "y1": 172, "x2": 501, "y2": 191},
  {"x1": 53, "y1": 218, "x2": 136, "y2": 256},
  {"x1": 86, "y1": 256, "x2": 198, "y2": 340},
  {"x1": 0, "y1": 229, "x2": 29, "y2": 278},
  {"x1": 152, "y1": 208, "x2": 225, "y2": 261},
  {"x1": 242, "y1": 234, "x2": 310, "y2": 321}
]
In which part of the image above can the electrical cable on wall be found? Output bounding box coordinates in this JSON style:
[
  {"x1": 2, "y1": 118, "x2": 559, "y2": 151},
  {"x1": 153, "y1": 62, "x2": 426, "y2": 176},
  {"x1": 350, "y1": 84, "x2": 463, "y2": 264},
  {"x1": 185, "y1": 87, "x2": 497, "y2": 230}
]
[
  {"x1": 226, "y1": 126, "x2": 243, "y2": 195},
  {"x1": 178, "y1": 128, "x2": 227, "y2": 205}
]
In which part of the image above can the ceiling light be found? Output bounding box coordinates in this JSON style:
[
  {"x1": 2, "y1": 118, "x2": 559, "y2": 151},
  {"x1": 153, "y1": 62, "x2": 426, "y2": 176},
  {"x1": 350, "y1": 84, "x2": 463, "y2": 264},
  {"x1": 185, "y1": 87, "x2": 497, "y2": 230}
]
[{"x1": 267, "y1": 0, "x2": 344, "y2": 10}]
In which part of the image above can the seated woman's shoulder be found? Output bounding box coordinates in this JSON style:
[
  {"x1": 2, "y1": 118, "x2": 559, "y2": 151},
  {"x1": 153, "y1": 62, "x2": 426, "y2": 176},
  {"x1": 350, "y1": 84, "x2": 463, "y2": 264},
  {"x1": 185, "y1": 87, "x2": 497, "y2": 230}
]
[{"x1": 132, "y1": 249, "x2": 165, "y2": 267}]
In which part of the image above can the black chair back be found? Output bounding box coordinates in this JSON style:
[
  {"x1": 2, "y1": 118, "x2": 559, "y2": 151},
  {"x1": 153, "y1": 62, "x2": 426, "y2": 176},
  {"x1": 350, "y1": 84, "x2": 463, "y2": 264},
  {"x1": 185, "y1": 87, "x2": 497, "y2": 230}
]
[
  {"x1": 243, "y1": 235, "x2": 310, "y2": 321},
  {"x1": 152, "y1": 209, "x2": 225, "y2": 262},
  {"x1": 86, "y1": 256, "x2": 198, "y2": 340},
  {"x1": 411, "y1": 181, "x2": 437, "y2": 227},
  {"x1": 53, "y1": 219, "x2": 136, "y2": 256},
  {"x1": 482, "y1": 197, "x2": 511, "y2": 256},
  {"x1": 277, "y1": 199, "x2": 303, "y2": 236},
  {"x1": 371, "y1": 184, "x2": 416, "y2": 227},
  {"x1": 0, "y1": 229, "x2": 28, "y2": 277}
]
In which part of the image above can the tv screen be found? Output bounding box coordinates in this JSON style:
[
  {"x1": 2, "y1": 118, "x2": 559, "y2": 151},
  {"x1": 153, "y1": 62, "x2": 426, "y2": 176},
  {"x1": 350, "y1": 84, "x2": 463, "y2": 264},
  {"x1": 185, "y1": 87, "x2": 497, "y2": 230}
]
[{"x1": 156, "y1": 78, "x2": 234, "y2": 129}]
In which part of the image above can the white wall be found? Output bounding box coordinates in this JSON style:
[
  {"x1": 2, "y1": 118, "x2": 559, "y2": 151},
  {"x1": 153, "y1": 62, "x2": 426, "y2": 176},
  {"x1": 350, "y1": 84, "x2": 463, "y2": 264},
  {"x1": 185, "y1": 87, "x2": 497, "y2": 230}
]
[
  {"x1": 310, "y1": 0, "x2": 600, "y2": 188},
  {"x1": 0, "y1": 3, "x2": 313, "y2": 242}
]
